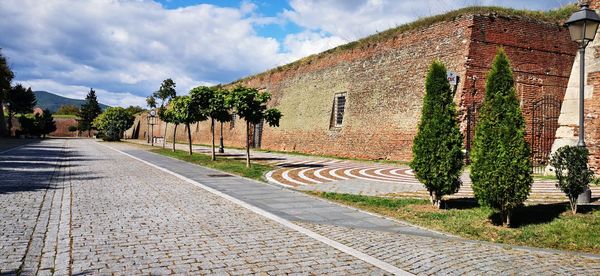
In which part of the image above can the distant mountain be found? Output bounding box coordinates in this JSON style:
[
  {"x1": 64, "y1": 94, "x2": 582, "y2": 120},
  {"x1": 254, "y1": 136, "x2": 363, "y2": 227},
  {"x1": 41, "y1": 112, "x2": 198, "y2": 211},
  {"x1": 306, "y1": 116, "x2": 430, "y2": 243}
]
[{"x1": 33, "y1": 91, "x2": 110, "y2": 112}]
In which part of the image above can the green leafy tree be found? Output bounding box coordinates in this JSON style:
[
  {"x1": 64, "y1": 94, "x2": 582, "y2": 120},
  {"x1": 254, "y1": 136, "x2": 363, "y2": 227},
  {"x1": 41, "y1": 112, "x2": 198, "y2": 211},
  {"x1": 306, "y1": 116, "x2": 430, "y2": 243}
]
[
  {"x1": 410, "y1": 61, "x2": 464, "y2": 208},
  {"x1": 470, "y1": 48, "x2": 532, "y2": 227},
  {"x1": 146, "y1": 96, "x2": 157, "y2": 109},
  {"x1": 124, "y1": 106, "x2": 145, "y2": 116},
  {"x1": 0, "y1": 50, "x2": 14, "y2": 136},
  {"x1": 78, "y1": 88, "x2": 102, "y2": 137},
  {"x1": 170, "y1": 95, "x2": 206, "y2": 155},
  {"x1": 17, "y1": 115, "x2": 39, "y2": 137},
  {"x1": 161, "y1": 100, "x2": 181, "y2": 152},
  {"x1": 550, "y1": 146, "x2": 595, "y2": 214},
  {"x1": 189, "y1": 86, "x2": 232, "y2": 161},
  {"x1": 7, "y1": 84, "x2": 37, "y2": 136},
  {"x1": 154, "y1": 79, "x2": 177, "y2": 148},
  {"x1": 55, "y1": 104, "x2": 80, "y2": 115},
  {"x1": 39, "y1": 109, "x2": 56, "y2": 138},
  {"x1": 93, "y1": 107, "x2": 134, "y2": 141},
  {"x1": 229, "y1": 86, "x2": 282, "y2": 167}
]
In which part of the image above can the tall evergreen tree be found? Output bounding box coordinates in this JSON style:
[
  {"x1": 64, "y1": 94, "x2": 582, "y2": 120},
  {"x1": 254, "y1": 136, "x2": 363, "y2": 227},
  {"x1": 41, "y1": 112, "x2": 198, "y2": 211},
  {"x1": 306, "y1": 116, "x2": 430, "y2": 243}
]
[
  {"x1": 410, "y1": 60, "x2": 464, "y2": 208},
  {"x1": 0, "y1": 50, "x2": 14, "y2": 136},
  {"x1": 39, "y1": 109, "x2": 57, "y2": 138},
  {"x1": 470, "y1": 48, "x2": 532, "y2": 227},
  {"x1": 78, "y1": 88, "x2": 102, "y2": 137},
  {"x1": 7, "y1": 84, "x2": 36, "y2": 136}
]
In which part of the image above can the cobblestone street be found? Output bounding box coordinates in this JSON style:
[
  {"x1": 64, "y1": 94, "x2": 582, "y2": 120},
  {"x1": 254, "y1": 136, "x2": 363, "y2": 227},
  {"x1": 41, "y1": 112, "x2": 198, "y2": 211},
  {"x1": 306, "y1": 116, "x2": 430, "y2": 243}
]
[{"x1": 1, "y1": 138, "x2": 599, "y2": 275}]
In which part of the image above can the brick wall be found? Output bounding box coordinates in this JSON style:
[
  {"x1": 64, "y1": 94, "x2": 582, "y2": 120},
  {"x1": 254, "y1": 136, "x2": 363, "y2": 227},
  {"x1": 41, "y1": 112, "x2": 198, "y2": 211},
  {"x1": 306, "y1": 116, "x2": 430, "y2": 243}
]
[{"x1": 128, "y1": 13, "x2": 576, "y2": 162}]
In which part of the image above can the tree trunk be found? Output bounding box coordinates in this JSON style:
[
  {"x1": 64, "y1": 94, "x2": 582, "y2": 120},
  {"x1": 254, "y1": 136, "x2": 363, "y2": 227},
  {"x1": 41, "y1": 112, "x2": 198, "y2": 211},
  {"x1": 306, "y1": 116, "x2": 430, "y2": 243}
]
[
  {"x1": 0, "y1": 98, "x2": 6, "y2": 137},
  {"x1": 163, "y1": 122, "x2": 167, "y2": 148},
  {"x1": 503, "y1": 209, "x2": 512, "y2": 227},
  {"x1": 172, "y1": 124, "x2": 178, "y2": 152},
  {"x1": 187, "y1": 123, "x2": 192, "y2": 155},
  {"x1": 246, "y1": 120, "x2": 250, "y2": 168},
  {"x1": 7, "y1": 112, "x2": 13, "y2": 136},
  {"x1": 211, "y1": 118, "x2": 216, "y2": 161},
  {"x1": 570, "y1": 198, "x2": 578, "y2": 215},
  {"x1": 429, "y1": 191, "x2": 442, "y2": 209}
]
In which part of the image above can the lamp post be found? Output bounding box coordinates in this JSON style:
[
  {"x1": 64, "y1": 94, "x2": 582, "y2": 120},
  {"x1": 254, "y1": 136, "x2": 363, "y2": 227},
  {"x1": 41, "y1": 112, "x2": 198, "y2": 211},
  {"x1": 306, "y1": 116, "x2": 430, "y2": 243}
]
[
  {"x1": 149, "y1": 109, "x2": 156, "y2": 146},
  {"x1": 566, "y1": 1, "x2": 600, "y2": 147},
  {"x1": 219, "y1": 121, "x2": 225, "y2": 153},
  {"x1": 565, "y1": 1, "x2": 600, "y2": 203}
]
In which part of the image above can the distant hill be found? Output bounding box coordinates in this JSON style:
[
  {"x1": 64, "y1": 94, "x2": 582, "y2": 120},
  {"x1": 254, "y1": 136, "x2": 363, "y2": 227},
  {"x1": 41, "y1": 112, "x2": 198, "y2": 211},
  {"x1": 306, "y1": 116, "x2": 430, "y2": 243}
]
[{"x1": 34, "y1": 91, "x2": 110, "y2": 112}]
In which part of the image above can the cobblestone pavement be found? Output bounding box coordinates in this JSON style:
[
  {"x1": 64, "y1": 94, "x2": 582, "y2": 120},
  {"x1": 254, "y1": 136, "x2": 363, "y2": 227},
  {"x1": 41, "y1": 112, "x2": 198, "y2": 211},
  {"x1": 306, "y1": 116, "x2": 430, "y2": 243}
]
[
  {"x1": 2, "y1": 138, "x2": 600, "y2": 275},
  {"x1": 128, "y1": 140, "x2": 600, "y2": 202}
]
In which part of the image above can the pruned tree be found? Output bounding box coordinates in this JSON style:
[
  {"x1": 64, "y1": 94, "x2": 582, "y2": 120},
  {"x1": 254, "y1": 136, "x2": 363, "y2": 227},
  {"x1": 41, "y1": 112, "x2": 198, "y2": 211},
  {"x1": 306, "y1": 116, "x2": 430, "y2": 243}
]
[
  {"x1": 7, "y1": 84, "x2": 36, "y2": 136},
  {"x1": 470, "y1": 48, "x2": 532, "y2": 227},
  {"x1": 39, "y1": 109, "x2": 56, "y2": 138},
  {"x1": 170, "y1": 95, "x2": 206, "y2": 155},
  {"x1": 161, "y1": 97, "x2": 181, "y2": 152},
  {"x1": 550, "y1": 146, "x2": 595, "y2": 214},
  {"x1": 93, "y1": 107, "x2": 134, "y2": 141},
  {"x1": 189, "y1": 86, "x2": 232, "y2": 161},
  {"x1": 229, "y1": 86, "x2": 282, "y2": 167},
  {"x1": 78, "y1": 88, "x2": 102, "y2": 137},
  {"x1": 0, "y1": 50, "x2": 14, "y2": 136},
  {"x1": 153, "y1": 79, "x2": 177, "y2": 148},
  {"x1": 410, "y1": 60, "x2": 464, "y2": 208}
]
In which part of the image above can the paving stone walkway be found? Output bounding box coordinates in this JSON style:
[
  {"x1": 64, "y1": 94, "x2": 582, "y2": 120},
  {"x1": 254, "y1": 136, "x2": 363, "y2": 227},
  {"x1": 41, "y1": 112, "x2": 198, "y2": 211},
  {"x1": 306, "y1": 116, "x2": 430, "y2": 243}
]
[
  {"x1": 128, "y1": 140, "x2": 600, "y2": 202},
  {"x1": 1, "y1": 138, "x2": 599, "y2": 275}
]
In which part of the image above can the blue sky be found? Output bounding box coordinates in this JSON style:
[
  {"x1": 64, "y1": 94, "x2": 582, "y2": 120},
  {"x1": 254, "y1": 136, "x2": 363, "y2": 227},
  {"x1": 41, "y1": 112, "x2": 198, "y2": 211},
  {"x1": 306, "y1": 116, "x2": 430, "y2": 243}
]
[{"x1": 0, "y1": 0, "x2": 569, "y2": 107}]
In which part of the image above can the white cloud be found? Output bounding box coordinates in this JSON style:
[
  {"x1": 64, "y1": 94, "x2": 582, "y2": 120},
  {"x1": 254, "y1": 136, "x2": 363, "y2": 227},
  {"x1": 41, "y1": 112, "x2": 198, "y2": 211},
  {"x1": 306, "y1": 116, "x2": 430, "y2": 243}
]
[
  {"x1": 0, "y1": 0, "x2": 567, "y2": 107},
  {"x1": 0, "y1": 0, "x2": 289, "y2": 107}
]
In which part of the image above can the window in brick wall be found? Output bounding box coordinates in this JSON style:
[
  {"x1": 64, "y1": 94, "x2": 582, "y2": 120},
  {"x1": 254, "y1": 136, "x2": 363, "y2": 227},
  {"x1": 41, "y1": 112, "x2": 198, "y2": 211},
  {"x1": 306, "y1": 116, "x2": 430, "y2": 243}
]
[{"x1": 330, "y1": 92, "x2": 347, "y2": 128}]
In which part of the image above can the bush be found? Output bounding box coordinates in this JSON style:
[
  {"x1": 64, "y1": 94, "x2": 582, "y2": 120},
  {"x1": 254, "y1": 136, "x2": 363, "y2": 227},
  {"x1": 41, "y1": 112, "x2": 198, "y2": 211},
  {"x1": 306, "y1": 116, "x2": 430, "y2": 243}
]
[
  {"x1": 92, "y1": 107, "x2": 134, "y2": 141},
  {"x1": 470, "y1": 49, "x2": 532, "y2": 227},
  {"x1": 411, "y1": 60, "x2": 464, "y2": 208},
  {"x1": 550, "y1": 146, "x2": 594, "y2": 214},
  {"x1": 68, "y1": 125, "x2": 78, "y2": 132}
]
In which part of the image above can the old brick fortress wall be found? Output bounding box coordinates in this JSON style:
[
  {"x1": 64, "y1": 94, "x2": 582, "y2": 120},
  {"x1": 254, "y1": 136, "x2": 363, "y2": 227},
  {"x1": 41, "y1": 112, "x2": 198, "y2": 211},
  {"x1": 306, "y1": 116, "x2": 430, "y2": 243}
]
[{"x1": 129, "y1": 10, "x2": 576, "y2": 162}]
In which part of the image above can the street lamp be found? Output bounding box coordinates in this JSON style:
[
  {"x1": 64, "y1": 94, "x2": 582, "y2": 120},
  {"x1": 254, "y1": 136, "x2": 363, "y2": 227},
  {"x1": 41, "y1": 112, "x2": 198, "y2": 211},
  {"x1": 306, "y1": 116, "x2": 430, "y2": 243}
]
[
  {"x1": 149, "y1": 109, "x2": 156, "y2": 146},
  {"x1": 565, "y1": 1, "x2": 600, "y2": 147},
  {"x1": 219, "y1": 121, "x2": 225, "y2": 153}
]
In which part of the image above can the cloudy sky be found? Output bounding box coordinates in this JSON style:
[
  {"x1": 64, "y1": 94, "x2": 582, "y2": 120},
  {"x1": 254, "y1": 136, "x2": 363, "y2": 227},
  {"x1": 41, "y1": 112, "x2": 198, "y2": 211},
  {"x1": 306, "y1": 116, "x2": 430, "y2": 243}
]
[{"x1": 0, "y1": 0, "x2": 570, "y2": 107}]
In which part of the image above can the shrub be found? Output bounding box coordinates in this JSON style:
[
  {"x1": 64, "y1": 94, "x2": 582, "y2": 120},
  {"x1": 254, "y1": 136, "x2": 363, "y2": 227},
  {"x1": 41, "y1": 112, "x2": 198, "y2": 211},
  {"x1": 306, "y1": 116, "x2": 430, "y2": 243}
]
[
  {"x1": 470, "y1": 48, "x2": 532, "y2": 227},
  {"x1": 92, "y1": 107, "x2": 134, "y2": 141},
  {"x1": 411, "y1": 60, "x2": 464, "y2": 208},
  {"x1": 550, "y1": 146, "x2": 594, "y2": 214},
  {"x1": 68, "y1": 125, "x2": 78, "y2": 132}
]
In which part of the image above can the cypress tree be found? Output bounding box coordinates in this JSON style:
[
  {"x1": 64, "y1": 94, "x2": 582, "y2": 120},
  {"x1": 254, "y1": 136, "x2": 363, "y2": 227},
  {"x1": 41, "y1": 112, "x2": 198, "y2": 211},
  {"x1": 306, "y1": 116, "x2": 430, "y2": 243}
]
[
  {"x1": 470, "y1": 48, "x2": 532, "y2": 227},
  {"x1": 78, "y1": 88, "x2": 102, "y2": 137},
  {"x1": 410, "y1": 60, "x2": 464, "y2": 208}
]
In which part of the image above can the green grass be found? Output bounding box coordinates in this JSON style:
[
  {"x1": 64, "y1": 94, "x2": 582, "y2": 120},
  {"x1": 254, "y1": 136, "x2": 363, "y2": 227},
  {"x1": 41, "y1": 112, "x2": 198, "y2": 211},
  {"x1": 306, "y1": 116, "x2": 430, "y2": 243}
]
[
  {"x1": 52, "y1": 114, "x2": 79, "y2": 119},
  {"x1": 309, "y1": 192, "x2": 600, "y2": 254},
  {"x1": 151, "y1": 148, "x2": 274, "y2": 182}
]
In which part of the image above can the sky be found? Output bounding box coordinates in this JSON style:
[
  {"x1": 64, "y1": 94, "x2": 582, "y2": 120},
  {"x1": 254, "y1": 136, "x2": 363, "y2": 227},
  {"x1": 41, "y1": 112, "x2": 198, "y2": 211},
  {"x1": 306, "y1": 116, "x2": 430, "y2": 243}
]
[{"x1": 0, "y1": 0, "x2": 571, "y2": 107}]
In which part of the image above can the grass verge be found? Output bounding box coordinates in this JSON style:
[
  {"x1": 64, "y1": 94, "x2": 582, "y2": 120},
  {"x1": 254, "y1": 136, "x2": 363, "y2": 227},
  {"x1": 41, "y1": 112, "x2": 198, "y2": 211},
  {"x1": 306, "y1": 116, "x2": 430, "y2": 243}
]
[
  {"x1": 308, "y1": 192, "x2": 600, "y2": 254},
  {"x1": 151, "y1": 148, "x2": 274, "y2": 182}
]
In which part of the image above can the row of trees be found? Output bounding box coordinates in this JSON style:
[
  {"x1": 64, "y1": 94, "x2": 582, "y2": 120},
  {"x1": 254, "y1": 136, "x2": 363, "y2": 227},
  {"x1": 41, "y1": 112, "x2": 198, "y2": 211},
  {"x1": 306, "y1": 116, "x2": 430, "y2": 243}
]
[
  {"x1": 0, "y1": 51, "x2": 56, "y2": 138},
  {"x1": 411, "y1": 49, "x2": 594, "y2": 226},
  {"x1": 146, "y1": 79, "x2": 282, "y2": 167}
]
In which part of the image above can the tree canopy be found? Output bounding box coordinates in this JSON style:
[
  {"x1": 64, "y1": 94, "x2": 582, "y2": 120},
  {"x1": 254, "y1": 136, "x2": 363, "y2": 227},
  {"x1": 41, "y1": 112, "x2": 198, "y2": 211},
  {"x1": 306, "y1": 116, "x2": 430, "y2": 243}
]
[
  {"x1": 78, "y1": 88, "x2": 102, "y2": 135},
  {"x1": 93, "y1": 107, "x2": 134, "y2": 141},
  {"x1": 410, "y1": 60, "x2": 464, "y2": 208}
]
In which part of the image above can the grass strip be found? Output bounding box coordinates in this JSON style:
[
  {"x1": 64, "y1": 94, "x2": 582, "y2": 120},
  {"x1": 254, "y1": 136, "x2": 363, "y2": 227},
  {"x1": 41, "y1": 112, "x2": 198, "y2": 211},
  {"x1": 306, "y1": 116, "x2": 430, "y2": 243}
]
[
  {"x1": 309, "y1": 191, "x2": 600, "y2": 254},
  {"x1": 151, "y1": 148, "x2": 274, "y2": 182}
]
